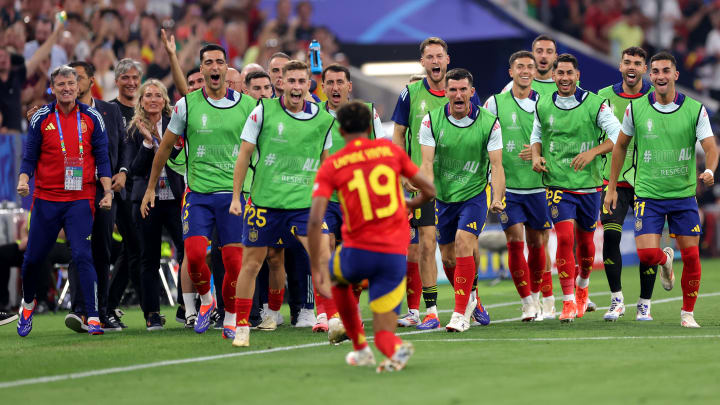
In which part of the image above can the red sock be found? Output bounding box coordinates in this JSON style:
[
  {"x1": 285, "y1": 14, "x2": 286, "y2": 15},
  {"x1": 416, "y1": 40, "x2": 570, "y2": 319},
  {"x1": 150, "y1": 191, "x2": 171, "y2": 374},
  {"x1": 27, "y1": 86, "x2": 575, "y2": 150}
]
[
  {"x1": 637, "y1": 248, "x2": 668, "y2": 266},
  {"x1": 680, "y1": 246, "x2": 701, "y2": 312},
  {"x1": 541, "y1": 271, "x2": 553, "y2": 297},
  {"x1": 443, "y1": 264, "x2": 456, "y2": 287},
  {"x1": 185, "y1": 236, "x2": 212, "y2": 295},
  {"x1": 453, "y1": 256, "x2": 475, "y2": 313},
  {"x1": 554, "y1": 221, "x2": 576, "y2": 296},
  {"x1": 331, "y1": 284, "x2": 367, "y2": 350},
  {"x1": 374, "y1": 330, "x2": 402, "y2": 358},
  {"x1": 268, "y1": 288, "x2": 284, "y2": 311},
  {"x1": 235, "y1": 298, "x2": 253, "y2": 327},
  {"x1": 577, "y1": 230, "x2": 595, "y2": 279},
  {"x1": 507, "y1": 241, "x2": 532, "y2": 298},
  {"x1": 318, "y1": 294, "x2": 338, "y2": 318},
  {"x1": 406, "y1": 262, "x2": 421, "y2": 310},
  {"x1": 314, "y1": 288, "x2": 326, "y2": 315},
  {"x1": 528, "y1": 244, "x2": 545, "y2": 294},
  {"x1": 220, "y1": 246, "x2": 243, "y2": 315}
]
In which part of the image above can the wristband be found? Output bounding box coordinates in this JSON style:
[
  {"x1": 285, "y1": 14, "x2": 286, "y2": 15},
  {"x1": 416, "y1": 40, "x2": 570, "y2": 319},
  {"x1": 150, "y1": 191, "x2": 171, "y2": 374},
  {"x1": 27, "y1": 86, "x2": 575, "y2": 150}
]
[
  {"x1": 704, "y1": 169, "x2": 714, "y2": 178},
  {"x1": 104, "y1": 190, "x2": 114, "y2": 197}
]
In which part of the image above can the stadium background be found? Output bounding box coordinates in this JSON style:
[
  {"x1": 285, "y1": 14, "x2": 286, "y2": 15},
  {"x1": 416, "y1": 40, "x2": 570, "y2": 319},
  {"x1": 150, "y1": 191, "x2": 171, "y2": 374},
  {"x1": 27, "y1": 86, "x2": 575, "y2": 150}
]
[{"x1": 1, "y1": 0, "x2": 719, "y2": 301}]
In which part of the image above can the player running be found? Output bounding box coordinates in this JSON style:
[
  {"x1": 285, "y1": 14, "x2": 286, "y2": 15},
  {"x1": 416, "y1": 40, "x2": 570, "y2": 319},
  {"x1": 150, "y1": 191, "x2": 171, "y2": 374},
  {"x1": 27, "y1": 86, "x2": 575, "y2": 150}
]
[
  {"x1": 597, "y1": 47, "x2": 656, "y2": 321},
  {"x1": 140, "y1": 44, "x2": 257, "y2": 338},
  {"x1": 419, "y1": 68, "x2": 505, "y2": 332},
  {"x1": 531, "y1": 53, "x2": 621, "y2": 323},
  {"x1": 392, "y1": 37, "x2": 484, "y2": 330},
  {"x1": 308, "y1": 101, "x2": 436, "y2": 371},
  {"x1": 485, "y1": 51, "x2": 548, "y2": 321},
  {"x1": 604, "y1": 52, "x2": 718, "y2": 328},
  {"x1": 230, "y1": 60, "x2": 338, "y2": 347}
]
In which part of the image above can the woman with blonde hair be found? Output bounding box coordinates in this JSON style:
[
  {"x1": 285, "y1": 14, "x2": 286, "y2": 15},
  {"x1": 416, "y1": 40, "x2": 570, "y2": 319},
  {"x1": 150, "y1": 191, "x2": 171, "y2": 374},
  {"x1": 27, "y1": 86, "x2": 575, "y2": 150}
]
[{"x1": 125, "y1": 79, "x2": 185, "y2": 330}]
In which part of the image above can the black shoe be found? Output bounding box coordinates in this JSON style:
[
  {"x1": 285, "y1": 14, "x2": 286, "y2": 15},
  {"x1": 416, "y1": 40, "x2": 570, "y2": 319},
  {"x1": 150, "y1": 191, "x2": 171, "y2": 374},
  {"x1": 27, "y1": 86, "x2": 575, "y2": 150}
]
[
  {"x1": 101, "y1": 315, "x2": 123, "y2": 332},
  {"x1": 108, "y1": 309, "x2": 127, "y2": 328},
  {"x1": 184, "y1": 313, "x2": 197, "y2": 329},
  {"x1": 211, "y1": 308, "x2": 223, "y2": 330},
  {"x1": 0, "y1": 311, "x2": 18, "y2": 326},
  {"x1": 64, "y1": 312, "x2": 87, "y2": 333},
  {"x1": 175, "y1": 306, "x2": 186, "y2": 324},
  {"x1": 146, "y1": 313, "x2": 164, "y2": 331}
]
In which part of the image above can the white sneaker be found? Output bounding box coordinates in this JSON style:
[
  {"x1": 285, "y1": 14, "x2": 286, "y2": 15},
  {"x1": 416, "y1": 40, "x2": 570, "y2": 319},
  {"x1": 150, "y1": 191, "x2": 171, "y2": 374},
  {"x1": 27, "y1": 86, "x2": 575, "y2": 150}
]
[
  {"x1": 232, "y1": 326, "x2": 250, "y2": 347},
  {"x1": 521, "y1": 301, "x2": 539, "y2": 322},
  {"x1": 346, "y1": 346, "x2": 376, "y2": 366},
  {"x1": 257, "y1": 313, "x2": 277, "y2": 331},
  {"x1": 397, "y1": 310, "x2": 420, "y2": 327},
  {"x1": 533, "y1": 295, "x2": 544, "y2": 321},
  {"x1": 586, "y1": 299, "x2": 597, "y2": 312},
  {"x1": 463, "y1": 292, "x2": 478, "y2": 324},
  {"x1": 294, "y1": 308, "x2": 315, "y2": 328},
  {"x1": 659, "y1": 247, "x2": 675, "y2": 291},
  {"x1": 541, "y1": 296, "x2": 556, "y2": 319},
  {"x1": 328, "y1": 316, "x2": 348, "y2": 344},
  {"x1": 603, "y1": 297, "x2": 625, "y2": 321},
  {"x1": 376, "y1": 341, "x2": 414, "y2": 373},
  {"x1": 636, "y1": 302, "x2": 653, "y2": 321},
  {"x1": 445, "y1": 312, "x2": 469, "y2": 332},
  {"x1": 680, "y1": 310, "x2": 700, "y2": 328}
]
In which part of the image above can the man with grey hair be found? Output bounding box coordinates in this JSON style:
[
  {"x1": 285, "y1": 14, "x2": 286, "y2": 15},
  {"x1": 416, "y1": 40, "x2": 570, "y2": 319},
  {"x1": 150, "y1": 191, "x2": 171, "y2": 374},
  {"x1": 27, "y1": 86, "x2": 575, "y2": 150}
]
[
  {"x1": 238, "y1": 63, "x2": 264, "y2": 93},
  {"x1": 16, "y1": 65, "x2": 112, "y2": 336},
  {"x1": 108, "y1": 58, "x2": 144, "y2": 329}
]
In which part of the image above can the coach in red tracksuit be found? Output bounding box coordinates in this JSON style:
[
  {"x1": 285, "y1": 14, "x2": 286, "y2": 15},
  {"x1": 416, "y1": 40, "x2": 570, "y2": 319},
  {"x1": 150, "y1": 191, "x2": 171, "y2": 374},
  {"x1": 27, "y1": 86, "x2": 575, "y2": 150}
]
[{"x1": 16, "y1": 65, "x2": 112, "y2": 337}]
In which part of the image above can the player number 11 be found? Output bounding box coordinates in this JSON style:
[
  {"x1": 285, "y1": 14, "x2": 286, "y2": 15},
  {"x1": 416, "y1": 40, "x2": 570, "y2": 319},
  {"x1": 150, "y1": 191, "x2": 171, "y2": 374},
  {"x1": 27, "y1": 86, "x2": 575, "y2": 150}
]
[{"x1": 347, "y1": 165, "x2": 399, "y2": 221}]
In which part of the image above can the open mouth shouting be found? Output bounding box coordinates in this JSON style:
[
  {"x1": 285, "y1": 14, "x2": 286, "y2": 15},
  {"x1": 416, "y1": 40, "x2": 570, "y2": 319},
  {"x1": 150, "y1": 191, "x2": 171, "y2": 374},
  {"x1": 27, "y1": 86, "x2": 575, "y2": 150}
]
[
  {"x1": 625, "y1": 71, "x2": 639, "y2": 86},
  {"x1": 331, "y1": 91, "x2": 342, "y2": 104},
  {"x1": 558, "y1": 80, "x2": 573, "y2": 94},
  {"x1": 654, "y1": 78, "x2": 669, "y2": 92},
  {"x1": 289, "y1": 90, "x2": 304, "y2": 103}
]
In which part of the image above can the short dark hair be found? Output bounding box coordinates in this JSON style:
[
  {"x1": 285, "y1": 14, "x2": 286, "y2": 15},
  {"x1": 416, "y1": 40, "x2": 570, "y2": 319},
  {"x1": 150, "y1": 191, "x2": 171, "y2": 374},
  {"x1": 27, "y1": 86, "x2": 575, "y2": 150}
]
[
  {"x1": 622, "y1": 46, "x2": 647, "y2": 61},
  {"x1": 322, "y1": 64, "x2": 350, "y2": 82},
  {"x1": 650, "y1": 51, "x2": 677, "y2": 68},
  {"x1": 509, "y1": 50, "x2": 535, "y2": 68},
  {"x1": 337, "y1": 101, "x2": 371, "y2": 135},
  {"x1": 268, "y1": 52, "x2": 291, "y2": 66},
  {"x1": 420, "y1": 37, "x2": 448, "y2": 56},
  {"x1": 186, "y1": 66, "x2": 201, "y2": 81},
  {"x1": 245, "y1": 70, "x2": 271, "y2": 86},
  {"x1": 445, "y1": 68, "x2": 473, "y2": 86},
  {"x1": 532, "y1": 34, "x2": 557, "y2": 51},
  {"x1": 553, "y1": 53, "x2": 578, "y2": 70},
  {"x1": 282, "y1": 60, "x2": 309, "y2": 76},
  {"x1": 199, "y1": 44, "x2": 227, "y2": 62},
  {"x1": 68, "y1": 61, "x2": 95, "y2": 77}
]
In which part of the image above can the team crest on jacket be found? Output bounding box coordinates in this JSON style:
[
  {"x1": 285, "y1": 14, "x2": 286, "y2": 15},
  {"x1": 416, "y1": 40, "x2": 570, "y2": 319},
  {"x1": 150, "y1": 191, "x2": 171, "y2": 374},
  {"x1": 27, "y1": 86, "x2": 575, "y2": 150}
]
[{"x1": 80, "y1": 120, "x2": 88, "y2": 133}]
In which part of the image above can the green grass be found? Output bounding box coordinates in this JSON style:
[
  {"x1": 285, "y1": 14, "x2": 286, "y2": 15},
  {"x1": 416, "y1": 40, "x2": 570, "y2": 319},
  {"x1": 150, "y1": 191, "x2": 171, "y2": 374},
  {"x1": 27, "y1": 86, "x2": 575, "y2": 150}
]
[{"x1": 2, "y1": 259, "x2": 720, "y2": 404}]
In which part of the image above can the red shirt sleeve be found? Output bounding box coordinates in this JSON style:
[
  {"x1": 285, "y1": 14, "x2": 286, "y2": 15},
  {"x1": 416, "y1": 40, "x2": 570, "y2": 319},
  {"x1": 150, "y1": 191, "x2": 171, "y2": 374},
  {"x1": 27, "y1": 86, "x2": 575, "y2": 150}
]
[{"x1": 312, "y1": 158, "x2": 335, "y2": 199}]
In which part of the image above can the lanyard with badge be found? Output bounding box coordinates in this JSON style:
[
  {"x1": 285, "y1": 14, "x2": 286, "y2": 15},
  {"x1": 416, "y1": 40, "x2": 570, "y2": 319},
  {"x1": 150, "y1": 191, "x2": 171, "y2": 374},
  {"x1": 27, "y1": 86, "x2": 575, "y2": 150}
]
[{"x1": 57, "y1": 109, "x2": 84, "y2": 191}]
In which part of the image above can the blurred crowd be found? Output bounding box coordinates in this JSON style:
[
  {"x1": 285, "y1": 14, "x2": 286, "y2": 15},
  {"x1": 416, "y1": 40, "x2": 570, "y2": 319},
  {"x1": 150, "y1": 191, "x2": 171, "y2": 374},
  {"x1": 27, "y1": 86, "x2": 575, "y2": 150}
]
[
  {"x1": 0, "y1": 0, "x2": 347, "y2": 134},
  {"x1": 509, "y1": 0, "x2": 720, "y2": 100}
]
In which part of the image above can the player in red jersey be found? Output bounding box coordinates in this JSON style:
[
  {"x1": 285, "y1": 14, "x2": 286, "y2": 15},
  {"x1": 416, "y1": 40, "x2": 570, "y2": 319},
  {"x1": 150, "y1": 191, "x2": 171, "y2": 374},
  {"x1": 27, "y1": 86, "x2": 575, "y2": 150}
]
[{"x1": 308, "y1": 101, "x2": 435, "y2": 372}]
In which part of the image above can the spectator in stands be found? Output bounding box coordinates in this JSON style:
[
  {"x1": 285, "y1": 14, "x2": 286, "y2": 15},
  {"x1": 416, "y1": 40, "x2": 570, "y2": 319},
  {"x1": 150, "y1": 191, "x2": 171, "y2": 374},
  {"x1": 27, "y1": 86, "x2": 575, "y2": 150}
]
[
  {"x1": 582, "y1": 0, "x2": 622, "y2": 55},
  {"x1": 125, "y1": 79, "x2": 184, "y2": 330},
  {"x1": 23, "y1": 17, "x2": 67, "y2": 73},
  {"x1": 641, "y1": 0, "x2": 682, "y2": 53},
  {"x1": 290, "y1": 1, "x2": 316, "y2": 48},
  {"x1": 608, "y1": 6, "x2": 645, "y2": 62},
  {"x1": 705, "y1": 9, "x2": 720, "y2": 101}
]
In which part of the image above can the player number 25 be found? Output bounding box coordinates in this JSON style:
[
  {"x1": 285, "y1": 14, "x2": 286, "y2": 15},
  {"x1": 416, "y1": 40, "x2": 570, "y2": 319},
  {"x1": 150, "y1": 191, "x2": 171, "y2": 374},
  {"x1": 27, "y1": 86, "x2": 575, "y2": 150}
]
[
  {"x1": 347, "y1": 164, "x2": 399, "y2": 221},
  {"x1": 245, "y1": 206, "x2": 267, "y2": 227}
]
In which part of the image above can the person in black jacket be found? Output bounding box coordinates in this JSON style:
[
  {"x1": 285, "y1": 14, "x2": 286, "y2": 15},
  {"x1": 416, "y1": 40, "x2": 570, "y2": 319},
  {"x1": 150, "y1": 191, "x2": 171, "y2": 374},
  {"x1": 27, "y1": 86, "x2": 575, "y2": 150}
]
[{"x1": 125, "y1": 79, "x2": 184, "y2": 330}]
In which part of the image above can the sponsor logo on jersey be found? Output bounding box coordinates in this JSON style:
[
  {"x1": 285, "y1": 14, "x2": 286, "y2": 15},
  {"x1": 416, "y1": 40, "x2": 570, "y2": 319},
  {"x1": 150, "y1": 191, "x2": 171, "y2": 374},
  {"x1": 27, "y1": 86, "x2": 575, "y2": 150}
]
[
  {"x1": 691, "y1": 225, "x2": 701, "y2": 233},
  {"x1": 643, "y1": 119, "x2": 658, "y2": 139},
  {"x1": 201, "y1": 113, "x2": 208, "y2": 128},
  {"x1": 271, "y1": 123, "x2": 288, "y2": 143},
  {"x1": 45, "y1": 122, "x2": 56, "y2": 131}
]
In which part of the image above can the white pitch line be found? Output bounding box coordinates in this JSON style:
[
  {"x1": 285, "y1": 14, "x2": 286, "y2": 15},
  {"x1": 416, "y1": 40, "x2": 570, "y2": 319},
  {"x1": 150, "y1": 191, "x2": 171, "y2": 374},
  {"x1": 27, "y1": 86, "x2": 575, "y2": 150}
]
[
  {"x1": 412, "y1": 335, "x2": 720, "y2": 343},
  {"x1": 1, "y1": 291, "x2": 718, "y2": 390}
]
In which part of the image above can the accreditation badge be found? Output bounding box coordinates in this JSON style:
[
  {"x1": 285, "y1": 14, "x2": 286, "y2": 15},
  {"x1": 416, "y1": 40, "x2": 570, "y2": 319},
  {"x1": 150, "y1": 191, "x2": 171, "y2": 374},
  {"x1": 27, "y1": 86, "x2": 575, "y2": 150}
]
[{"x1": 64, "y1": 157, "x2": 83, "y2": 191}]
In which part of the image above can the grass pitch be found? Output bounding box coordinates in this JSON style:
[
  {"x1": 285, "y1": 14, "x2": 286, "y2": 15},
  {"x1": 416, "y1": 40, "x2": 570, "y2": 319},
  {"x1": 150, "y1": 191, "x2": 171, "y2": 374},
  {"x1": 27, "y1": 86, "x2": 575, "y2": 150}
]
[{"x1": 2, "y1": 260, "x2": 720, "y2": 404}]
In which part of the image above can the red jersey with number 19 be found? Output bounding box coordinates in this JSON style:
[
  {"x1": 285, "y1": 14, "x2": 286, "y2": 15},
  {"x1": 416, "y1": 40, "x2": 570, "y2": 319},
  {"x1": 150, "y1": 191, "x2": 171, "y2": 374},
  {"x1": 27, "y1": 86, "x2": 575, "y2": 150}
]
[{"x1": 313, "y1": 138, "x2": 419, "y2": 255}]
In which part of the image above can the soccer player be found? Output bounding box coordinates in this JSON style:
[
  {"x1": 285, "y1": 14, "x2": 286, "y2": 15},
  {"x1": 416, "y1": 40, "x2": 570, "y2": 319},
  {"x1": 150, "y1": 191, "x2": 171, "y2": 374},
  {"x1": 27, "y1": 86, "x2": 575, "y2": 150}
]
[
  {"x1": 226, "y1": 67, "x2": 242, "y2": 92},
  {"x1": 419, "y1": 68, "x2": 504, "y2": 332},
  {"x1": 239, "y1": 63, "x2": 264, "y2": 93},
  {"x1": 244, "y1": 71, "x2": 273, "y2": 100},
  {"x1": 314, "y1": 63, "x2": 385, "y2": 331},
  {"x1": 502, "y1": 35, "x2": 560, "y2": 96},
  {"x1": 485, "y1": 51, "x2": 548, "y2": 321},
  {"x1": 268, "y1": 52, "x2": 291, "y2": 97},
  {"x1": 229, "y1": 60, "x2": 337, "y2": 347},
  {"x1": 308, "y1": 101, "x2": 436, "y2": 371},
  {"x1": 604, "y1": 52, "x2": 718, "y2": 328},
  {"x1": 140, "y1": 44, "x2": 256, "y2": 338},
  {"x1": 391, "y1": 37, "x2": 483, "y2": 330},
  {"x1": 597, "y1": 47, "x2": 656, "y2": 321},
  {"x1": 17, "y1": 65, "x2": 113, "y2": 336},
  {"x1": 530, "y1": 53, "x2": 621, "y2": 323}
]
